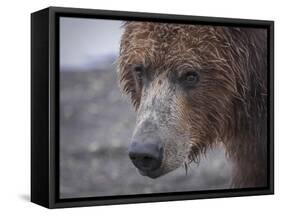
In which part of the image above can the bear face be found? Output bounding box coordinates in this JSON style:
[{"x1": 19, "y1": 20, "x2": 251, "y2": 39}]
[{"x1": 118, "y1": 21, "x2": 267, "y2": 183}]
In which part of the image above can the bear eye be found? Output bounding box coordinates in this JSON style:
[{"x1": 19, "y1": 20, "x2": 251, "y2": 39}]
[
  {"x1": 180, "y1": 71, "x2": 199, "y2": 86},
  {"x1": 133, "y1": 64, "x2": 145, "y2": 80}
]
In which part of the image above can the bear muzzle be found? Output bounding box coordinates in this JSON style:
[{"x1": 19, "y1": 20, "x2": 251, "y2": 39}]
[{"x1": 128, "y1": 127, "x2": 164, "y2": 178}]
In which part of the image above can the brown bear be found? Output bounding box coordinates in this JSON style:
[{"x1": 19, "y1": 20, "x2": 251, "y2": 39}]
[{"x1": 117, "y1": 21, "x2": 267, "y2": 188}]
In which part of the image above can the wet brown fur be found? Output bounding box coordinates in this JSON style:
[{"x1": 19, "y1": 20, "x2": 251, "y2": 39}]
[{"x1": 118, "y1": 22, "x2": 267, "y2": 188}]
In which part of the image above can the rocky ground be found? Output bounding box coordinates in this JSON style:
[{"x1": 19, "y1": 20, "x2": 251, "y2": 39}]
[{"x1": 59, "y1": 65, "x2": 232, "y2": 198}]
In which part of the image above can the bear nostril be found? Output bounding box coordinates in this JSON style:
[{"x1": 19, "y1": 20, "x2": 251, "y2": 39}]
[
  {"x1": 141, "y1": 156, "x2": 156, "y2": 168},
  {"x1": 143, "y1": 155, "x2": 153, "y2": 161},
  {"x1": 129, "y1": 155, "x2": 136, "y2": 161}
]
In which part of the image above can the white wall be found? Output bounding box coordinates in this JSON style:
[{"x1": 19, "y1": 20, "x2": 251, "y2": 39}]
[{"x1": 0, "y1": 0, "x2": 279, "y2": 215}]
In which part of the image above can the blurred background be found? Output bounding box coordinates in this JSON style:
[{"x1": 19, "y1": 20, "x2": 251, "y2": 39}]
[{"x1": 60, "y1": 17, "x2": 232, "y2": 199}]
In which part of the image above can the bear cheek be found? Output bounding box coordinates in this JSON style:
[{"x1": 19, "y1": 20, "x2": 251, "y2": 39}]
[
  {"x1": 161, "y1": 139, "x2": 188, "y2": 174},
  {"x1": 172, "y1": 93, "x2": 193, "y2": 138}
]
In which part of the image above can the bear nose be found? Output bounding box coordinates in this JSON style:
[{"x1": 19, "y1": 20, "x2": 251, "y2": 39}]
[{"x1": 128, "y1": 142, "x2": 163, "y2": 172}]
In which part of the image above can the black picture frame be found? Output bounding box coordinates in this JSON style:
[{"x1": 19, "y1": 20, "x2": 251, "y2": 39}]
[{"x1": 31, "y1": 6, "x2": 274, "y2": 209}]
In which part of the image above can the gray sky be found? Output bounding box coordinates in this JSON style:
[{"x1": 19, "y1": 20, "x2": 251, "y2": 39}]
[{"x1": 60, "y1": 17, "x2": 123, "y2": 69}]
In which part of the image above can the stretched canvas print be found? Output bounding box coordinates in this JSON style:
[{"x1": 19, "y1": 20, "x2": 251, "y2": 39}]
[{"x1": 31, "y1": 7, "x2": 274, "y2": 208}]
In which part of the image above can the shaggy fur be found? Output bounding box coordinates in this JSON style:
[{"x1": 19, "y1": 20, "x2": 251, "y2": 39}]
[{"x1": 118, "y1": 22, "x2": 267, "y2": 188}]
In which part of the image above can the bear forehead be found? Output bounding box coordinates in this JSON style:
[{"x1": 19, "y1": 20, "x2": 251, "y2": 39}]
[
  {"x1": 124, "y1": 22, "x2": 219, "y2": 47},
  {"x1": 122, "y1": 22, "x2": 223, "y2": 69}
]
